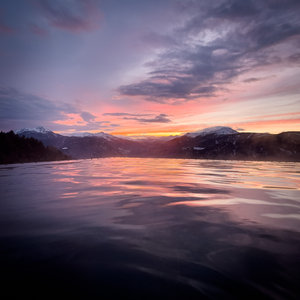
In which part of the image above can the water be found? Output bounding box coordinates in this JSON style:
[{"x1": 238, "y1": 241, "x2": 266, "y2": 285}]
[{"x1": 0, "y1": 158, "x2": 300, "y2": 299}]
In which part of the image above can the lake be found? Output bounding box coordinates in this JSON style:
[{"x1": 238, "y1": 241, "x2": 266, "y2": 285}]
[{"x1": 0, "y1": 158, "x2": 300, "y2": 299}]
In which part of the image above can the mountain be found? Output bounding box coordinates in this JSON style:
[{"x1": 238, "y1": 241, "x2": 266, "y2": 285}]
[
  {"x1": 118, "y1": 135, "x2": 180, "y2": 142},
  {"x1": 185, "y1": 126, "x2": 238, "y2": 138},
  {"x1": 16, "y1": 126, "x2": 60, "y2": 139},
  {"x1": 16, "y1": 126, "x2": 53, "y2": 135},
  {"x1": 15, "y1": 126, "x2": 300, "y2": 162},
  {"x1": 160, "y1": 130, "x2": 300, "y2": 161},
  {"x1": 69, "y1": 131, "x2": 118, "y2": 140},
  {"x1": 16, "y1": 127, "x2": 141, "y2": 159},
  {"x1": 0, "y1": 131, "x2": 70, "y2": 164}
]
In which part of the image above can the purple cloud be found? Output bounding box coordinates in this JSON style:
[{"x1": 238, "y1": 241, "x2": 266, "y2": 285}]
[
  {"x1": 123, "y1": 113, "x2": 171, "y2": 123},
  {"x1": 80, "y1": 111, "x2": 96, "y2": 122},
  {"x1": 0, "y1": 87, "x2": 112, "y2": 133},
  {"x1": 37, "y1": 0, "x2": 101, "y2": 32},
  {"x1": 118, "y1": 0, "x2": 300, "y2": 103},
  {"x1": 103, "y1": 112, "x2": 152, "y2": 117},
  {"x1": 0, "y1": 87, "x2": 76, "y2": 121}
]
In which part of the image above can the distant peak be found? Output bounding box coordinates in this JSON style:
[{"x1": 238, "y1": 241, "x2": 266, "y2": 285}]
[
  {"x1": 16, "y1": 126, "x2": 53, "y2": 134},
  {"x1": 69, "y1": 131, "x2": 116, "y2": 140},
  {"x1": 186, "y1": 126, "x2": 237, "y2": 138}
]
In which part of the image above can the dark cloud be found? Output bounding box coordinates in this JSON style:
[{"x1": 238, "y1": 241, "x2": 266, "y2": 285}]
[
  {"x1": 36, "y1": 0, "x2": 101, "y2": 32},
  {"x1": 124, "y1": 114, "x2": 171, "y2": 123},
  {"x1": 213, "y1": 0, "x2": 259, "y2": 19},
  {"x1": 243, "y1": 78, "x2": 262, "y2": 83},
  {"x1": 119, "y1": 0, "x2": 300, "y2": 103},
  {"x1": 118, "y1": 44, "x2": 238, "y2": 102},
  {"x1": 0, "y1": 86, "x2": 78, "y2": 131},
  {"x1": 103, "y1": 112, "x2": 171, "y2": 123},
  {"x1": 0, "y1": 86, "x2": 75, "y2": 121},
  {"x1": 103, "y1": 112, "x2": 151, "y2": 117},
  {"x1": 243, "y1": 75, "x2": 276, "y2": 83},
  {"x1": 0, "y1": 86, "x2": 121, "y2": 132},
  {"x1": 80, "y1": 111, "x2": 96, "y2": 122},
  {"x1": 0, "y1": 87, "x2": 113, "y2": 133}
]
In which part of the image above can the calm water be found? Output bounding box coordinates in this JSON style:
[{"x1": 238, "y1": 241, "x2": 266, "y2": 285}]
[{"x1": 0, "y1": 158, "x2": 300, "y2": 299}]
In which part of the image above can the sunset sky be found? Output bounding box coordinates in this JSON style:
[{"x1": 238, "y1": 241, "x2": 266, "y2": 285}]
[{"x1": 0, "y1": 0, "x2": 300, "y2": 137}]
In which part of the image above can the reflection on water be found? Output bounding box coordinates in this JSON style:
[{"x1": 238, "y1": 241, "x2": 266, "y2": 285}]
[{"x1": 0, "y1": 158, "x2": 300, "y2": 299}]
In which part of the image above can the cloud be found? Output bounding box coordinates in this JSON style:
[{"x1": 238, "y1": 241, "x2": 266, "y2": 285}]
[
  {"x1": 140, "y1": 32, "x2": 177, "y2": 49},
  {"x1": 103, "y1": 112, "x2": 151, "y2": 117},
  {"x1": 123, "y1": 113, "x2": 171, "y2": 123},
  {"x1": 104, "y1": 112, "x2": 171, "y2": 123},
  {"x1": 118, "y1": 0, "x2": 300, "y2": 103},
  {"x1": 51, "y1": 121, "x2": 120, "y2": 133},
  {"x1": 36, "y1": 0, "x2": 101, "y2": 32},
  {"x1": 243, "y1": 77, "x2": 262, "y2": 83},
  {"x1": 212, "y1": 0, "x2": 259, "y2": 19},
  {"x1": 0, "y1": 86, "x2": 121, "y2": 132},
  {"x1": 0, "y1": 86, "x2": 75, "y2": 121},
  {"x1": 53, "y1": 111, "x2": 122, "y2": 133},
  {"x1": 0, "y1": 86, "x2": 114, "y2": 133},
  {"x1": 288, "y1": 53, "x2": 300, "y2": 63},
  {"x1": 80, "y1": 111, "x2": 96, "y2": 122}
]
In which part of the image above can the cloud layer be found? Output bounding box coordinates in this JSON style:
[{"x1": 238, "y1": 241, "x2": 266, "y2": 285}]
[
  {"x1": 0, "y1": 87, "x2": 119, "y2": 133},
  {"x1": 123, "y1": 113, "x2": 171, "y2": 123},
  {"x1": 0, "y1": 86, "x2": 74, "y2": 121},
  {"x1": 119, "y1": 0, "x2": 300, "y2": 103}
]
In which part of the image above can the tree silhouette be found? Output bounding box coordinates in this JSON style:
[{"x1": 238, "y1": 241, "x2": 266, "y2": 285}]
[{"x1": 0, "y1": 131, "x2": 70, "y2": 164}]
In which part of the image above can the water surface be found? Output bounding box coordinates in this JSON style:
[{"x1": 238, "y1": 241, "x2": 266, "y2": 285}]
[{"x1": 0, "y1": 158, "x2": 300, "y2": 299}]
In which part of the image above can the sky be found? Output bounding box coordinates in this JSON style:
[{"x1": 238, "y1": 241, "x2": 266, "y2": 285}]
[{"x1": 0, "y1": 0, "x2": 300, "y2": 137}]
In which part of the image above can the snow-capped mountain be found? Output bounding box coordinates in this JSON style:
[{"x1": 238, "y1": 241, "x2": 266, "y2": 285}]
[
  {"x1": 16, "y1": 126, "x2": 53, "y2": 135},
  {"x1": 69, "y1": 131, "x2": 117, "y2": 141},
  {"x1": 185, "y1": 126, "x2": 238, "y2": 138},
  {"x1": 15, "y1": 126, "x2": 62, "y2": 147},
  {"x1": 121, "y1": 135, "x2": 180, "y2": 142}
]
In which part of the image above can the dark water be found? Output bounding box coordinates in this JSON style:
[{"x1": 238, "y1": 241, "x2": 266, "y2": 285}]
[{"x1": 0, "y1": 158, "x2": 300, "y2": 299}]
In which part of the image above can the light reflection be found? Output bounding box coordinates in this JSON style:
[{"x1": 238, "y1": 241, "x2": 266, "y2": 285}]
[
  {"x1": 168, "y1": 197, "x2": 300, "y2": 208},
  {"x1": 2, "y1": 157, "x2": 299, "y2": 231},
  {"x1": 262, "y1": 213, "x2": 300, "y2": 220},
  {"x1": 1, "y1": 158, "x2": 300, "y2": 299},
  {"x1": 35, "y1": 157, "x2": 299, "y2": 231},
  {"x1": 61, "y1": 192, "x2": 79, "y2": 198}
]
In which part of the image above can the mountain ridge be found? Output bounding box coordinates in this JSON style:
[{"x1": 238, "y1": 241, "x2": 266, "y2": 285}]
[{"x1": 13, "y1": 126, "x2": 300, "y2": 162}]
